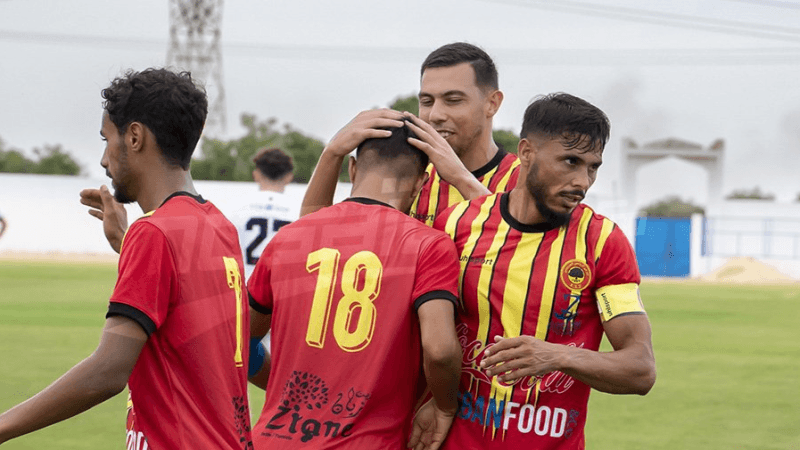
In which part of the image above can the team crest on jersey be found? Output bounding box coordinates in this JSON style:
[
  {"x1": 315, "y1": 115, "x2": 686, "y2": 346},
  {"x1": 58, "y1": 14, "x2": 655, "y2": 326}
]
[{"x1": 560, "y1": 259, "x2": 592, "y2": 291}]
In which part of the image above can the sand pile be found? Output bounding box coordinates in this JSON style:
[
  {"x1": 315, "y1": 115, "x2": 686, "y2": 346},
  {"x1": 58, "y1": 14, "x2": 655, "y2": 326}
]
[{"x1": 699, "y1": 257, "x2": 797, "y2": 284}]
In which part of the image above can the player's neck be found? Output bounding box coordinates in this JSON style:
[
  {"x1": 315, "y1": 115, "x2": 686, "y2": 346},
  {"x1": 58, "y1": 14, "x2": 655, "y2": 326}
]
[
  {"x1": 257, "y1": 180, "x2": 286, "y2": 193},
  {"x1": 507, "y1": 187, "x2": 546, "y2": 225},
  {"x1": 349, "y1": 172, "x2": 416, "y2": 212},
  {"x1": 460, "y1": 133, "x2": 499, "y2": 173},
  {"x1": 137, "y1": 169, "x2": 198, "y2": 213}
]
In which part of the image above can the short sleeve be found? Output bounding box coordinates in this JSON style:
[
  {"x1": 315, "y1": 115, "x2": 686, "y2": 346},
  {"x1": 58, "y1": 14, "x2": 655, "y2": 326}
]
[
  {"x1": 593, "y1": 226, "x2": 645, "y2": 321},
  {"x1": 247, "y1": 241, "x2": 274, "y2": 315},
  {"x1": 107, "y1": 221, "x2": 176, "y2": 335},
  {"x1": 412, "y1": 233, "x2": 460, "y2": 312}
]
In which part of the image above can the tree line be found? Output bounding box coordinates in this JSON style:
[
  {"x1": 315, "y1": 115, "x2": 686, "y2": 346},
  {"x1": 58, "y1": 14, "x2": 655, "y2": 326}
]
[
  {"x1": 191, "y1": 94, "x2": 521, "y2": 183},
  {"x1": 0, "y1": 138, "x2": 82, "y2": 176}
]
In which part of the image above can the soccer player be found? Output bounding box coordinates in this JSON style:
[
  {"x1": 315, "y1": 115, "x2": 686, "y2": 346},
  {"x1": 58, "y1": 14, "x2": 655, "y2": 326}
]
[
  {"x1": 301, "y1": 42, "x2": 519, "y2": 223},
  {"x1": 434, "y1": 93, "x2": 656, "y2": 449},
  {"x1": 247, "y1": 120, "x2": 462, "y2": 449},
  {"x1": 228, "y1": 147, "x2": 297, "y2": 281},
  {"x1": 0, "y1": 68, "x2": 254, "y2": 449}
]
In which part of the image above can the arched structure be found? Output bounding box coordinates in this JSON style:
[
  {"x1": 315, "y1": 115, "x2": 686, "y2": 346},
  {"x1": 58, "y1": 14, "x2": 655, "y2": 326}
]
[{"x1": 621, "y1": 137, "x2": 724, "y2": 209}]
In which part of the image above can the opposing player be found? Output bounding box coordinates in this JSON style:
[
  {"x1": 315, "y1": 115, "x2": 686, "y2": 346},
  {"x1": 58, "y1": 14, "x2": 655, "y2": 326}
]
[
  {"x1": 435, "y1": 93, "x2": 656, "y2": 449},
  {"x1": 228, "y1": 147, "x2": 297, "y2": 280},
  {"x1": 301, "y1": 42, "x2": 519, "y2": 222},
  {"x1": 0, "y1": 68, "x2": 253, "y2": 449},
  {"x1": 247, "y1": 120, "x2": 462, "y2": 449}
]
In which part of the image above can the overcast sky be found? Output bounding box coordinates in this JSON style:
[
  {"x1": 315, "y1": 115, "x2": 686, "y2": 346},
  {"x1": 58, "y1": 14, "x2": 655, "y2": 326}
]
[{"x1": 1, "y1": 0, "x2": 799, "y2": 207}]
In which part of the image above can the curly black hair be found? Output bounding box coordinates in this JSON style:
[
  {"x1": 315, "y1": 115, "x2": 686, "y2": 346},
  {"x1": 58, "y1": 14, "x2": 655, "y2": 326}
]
[{"x1": 102, "y1": 68, "x2": 208, "y2": 169}]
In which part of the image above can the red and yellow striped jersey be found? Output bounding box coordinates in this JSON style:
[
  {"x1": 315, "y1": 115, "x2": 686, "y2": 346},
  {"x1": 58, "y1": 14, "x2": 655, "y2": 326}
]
[
  {"x1": 435, "y1": 192, "x2": 644, "y2": 450},
  {"x1": 410, "y1": 149, "x2": 520, "y2": 227}
]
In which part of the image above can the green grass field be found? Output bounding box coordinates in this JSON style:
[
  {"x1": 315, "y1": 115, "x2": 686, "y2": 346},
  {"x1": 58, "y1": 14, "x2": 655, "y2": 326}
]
[{"x1": 1, "y1": 260, "x2": 798, "y2": 449}]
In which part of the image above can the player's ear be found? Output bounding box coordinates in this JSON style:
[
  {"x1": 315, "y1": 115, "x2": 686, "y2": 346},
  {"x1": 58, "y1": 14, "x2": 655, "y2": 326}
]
[
  {"x1": 484, "y1": 89, "x2": 503, "y2": 118},
  {"x1": 348, "y1": 155, "x2": 357, "y2": 183},
  {"x1": 126, "y1": 122, "x2": 146, "y2": 154},
  {"x1": 412, "y1": 170, "x2": 429, "y2": 200},
  {"x1": 517, "y1": 138, "x2": 535, "y2": 169}
]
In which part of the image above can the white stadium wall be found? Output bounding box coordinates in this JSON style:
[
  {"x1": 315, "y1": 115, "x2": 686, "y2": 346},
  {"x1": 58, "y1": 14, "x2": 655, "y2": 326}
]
[
  {"x1": 0, "y1": 173, "x2": 351, "y2": 256},
  {"x1": 2, "y1": 173, "x2": 799, "y2": 280}
]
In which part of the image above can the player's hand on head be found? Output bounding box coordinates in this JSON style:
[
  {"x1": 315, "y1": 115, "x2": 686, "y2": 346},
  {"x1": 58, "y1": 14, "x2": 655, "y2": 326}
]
[
  {"x1": 324, "y1": 109, "x2": 406, "y2": 157},
  {"x1": 480, "y1": 335, "x2": 561, "y2": 383},
  {"x1": 408, "y1": 399, "x2": 456, "y2": 450},
  {"x1": 403, "y1": 113, "x2": 469, "y2": 183},
  {"x1": 79, "y1": 185, "x2": 127, "y2": 254}
]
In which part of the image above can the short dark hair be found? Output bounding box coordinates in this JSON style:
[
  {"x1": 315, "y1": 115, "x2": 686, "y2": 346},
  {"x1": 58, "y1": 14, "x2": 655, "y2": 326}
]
[
  {"x1": 356, "y1": 120, "x2": 429, "y2": 176},
  {"x1": 102, "y1": 68, "x2": 208, "y2": 169},
  {"x1": 421, "y1": 42, "x2": 498, "y2": 91},
  {"x1": 520, "y1": 93, "x2": 610, "y2": 152},
  {"x1": 253, "y1": 147, "x2": 294, "y2": 181}
]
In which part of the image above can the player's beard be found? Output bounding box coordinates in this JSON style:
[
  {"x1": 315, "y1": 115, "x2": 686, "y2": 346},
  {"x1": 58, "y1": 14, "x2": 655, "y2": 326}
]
[
  {"x1": 526, "y1": 162, "x2": 573, "y2": 228},
  {"x1": 111, "y1": 141, "x2": 136, "y2": 204}
]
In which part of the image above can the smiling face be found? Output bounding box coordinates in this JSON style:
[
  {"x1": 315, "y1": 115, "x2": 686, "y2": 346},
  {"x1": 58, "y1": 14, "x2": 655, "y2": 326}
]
[
  {"x1": 99, "y1": 112, "x2": 137, "y2": 204},
  {"x1": 524, "y1": 136, "x2": 603, "y2": 226},
  {"x1": 418, "y1": 62, "x2": 491, "y2": 158}
]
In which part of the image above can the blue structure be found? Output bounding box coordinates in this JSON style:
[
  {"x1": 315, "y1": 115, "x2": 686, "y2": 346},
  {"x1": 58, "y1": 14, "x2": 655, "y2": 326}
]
[{"x1": 635, "y1": 217, "x2": 692, "y2": 277}]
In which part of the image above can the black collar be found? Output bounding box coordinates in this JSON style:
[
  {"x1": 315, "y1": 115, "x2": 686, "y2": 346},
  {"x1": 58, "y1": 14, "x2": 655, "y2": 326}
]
[
  {"x1": 472, "y1": 148, "x2": 507, "y2": 179},
  {"x1": 160, "y1": 191, "x2": 206, "y2": 207},
  {"x1": 343, "y1": 197, "x2": 395, "y2": 210},
  {"x1": 499, "y1": 192, "x2": 560, "y2": 233}
]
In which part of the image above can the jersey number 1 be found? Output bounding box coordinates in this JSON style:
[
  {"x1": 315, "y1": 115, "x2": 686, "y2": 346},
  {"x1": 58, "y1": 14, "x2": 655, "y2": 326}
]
[
  {"x1": 305, "y1": 248, "x2": 383, "y2": 352},
  {"x1": 223, "y1": 257, "x2": 245, "y2": 367}
]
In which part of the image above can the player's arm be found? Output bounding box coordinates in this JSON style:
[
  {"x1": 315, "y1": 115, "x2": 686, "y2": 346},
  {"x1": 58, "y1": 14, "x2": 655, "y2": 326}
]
[
  {"x1": 79, "y1": 185, "x2": 128, "y2": 253},
  {"x1": 404, "y1": 113, "x2": 491, "y2": 201},
  {"x1": 247, "y1": 306, "x2": 272, "y2": 390},
  {"x1": 301, "y1": 109, "x2": 405, "y2": 217},
  {"x1": 481, "y1": 312, "x2": 655, "y2": 395},
  {"x1": 409, "y1": 299, "x2": 461, "y2": 450},
  {"x1": 0, "y1": 316, "x2": 147, "y2": 444}
]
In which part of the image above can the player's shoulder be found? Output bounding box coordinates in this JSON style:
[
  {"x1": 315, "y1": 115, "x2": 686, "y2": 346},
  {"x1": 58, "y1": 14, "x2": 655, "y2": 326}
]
[
  {"x1": 433, "y1": 192, "x2": 501, "y2": 233},
  {"x1": 140, "y1": 193, "x2": 229, "y2": 233},
  {"x1": 575, "y1": 203, "x2": 611, "y2": 222},
  {"x1": 446, "y1": 192, "x2": 501, "y2": 217},
  {"x1": 573, "y1": 203, "x2": 631, "y2": 247}
]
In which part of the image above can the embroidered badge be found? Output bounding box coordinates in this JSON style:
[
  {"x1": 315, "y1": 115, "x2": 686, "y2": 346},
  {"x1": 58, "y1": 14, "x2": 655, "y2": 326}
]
[{"x1": 560, "y1": 259, "x2": 592, "y2": 291}]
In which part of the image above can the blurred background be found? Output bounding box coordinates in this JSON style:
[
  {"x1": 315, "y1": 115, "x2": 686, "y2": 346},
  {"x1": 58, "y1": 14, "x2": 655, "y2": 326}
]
[
  {"x1": 1, "y1": 3, "x2": 799, "y2": 449},
  {"x1": 1, "y1": 0, "x2": 799, "y2": 278}
]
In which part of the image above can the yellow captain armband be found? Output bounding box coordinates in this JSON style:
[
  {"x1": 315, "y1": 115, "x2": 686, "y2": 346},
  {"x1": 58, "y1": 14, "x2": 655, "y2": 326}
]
[{"x1": 595, "y1": 283, "x2": 645, "y2": 322}]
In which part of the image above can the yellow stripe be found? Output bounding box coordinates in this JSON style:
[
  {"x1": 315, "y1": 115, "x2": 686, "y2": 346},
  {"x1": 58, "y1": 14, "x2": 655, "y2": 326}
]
[
  {"x1": 575, "y1": 207, "x2": 593, "y2": 260},
  {"x1": 480, "y1": 165, "x2": 500, "y2": 188},
  {"x1": 443, "y1": 201, "x2": 470, "y2": 241},
  {"x1": 594, "y1": 218, "x2": 615, "y2": 262},
  {"x1": 425, "y1": 171, "x2": 441, "y2": 227},
  {"x1": 474, "y1": 219, "x2": 510, "y2": 354},
  {"x1": 495, "y1": 159, "x2": 521, "y2": 192},
  {"x1": 456, "y1": 195, "x2": 499, "y2": 295},
  {"x1": 535, "y1": 227, "x2": 567, "y2": 340},
  {"x1": 528, "y1": 227, "x2": 567, "y2": 406},
  {"x1": 409, "y1": 163, "x2": 434, "y2": 218},
  {"x1": 447, "y1": 183, "x2": 462, "y2": 211},
  {"x1": 500, "y1": 233, "x2": 542, "y2": 338}
]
